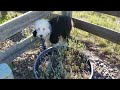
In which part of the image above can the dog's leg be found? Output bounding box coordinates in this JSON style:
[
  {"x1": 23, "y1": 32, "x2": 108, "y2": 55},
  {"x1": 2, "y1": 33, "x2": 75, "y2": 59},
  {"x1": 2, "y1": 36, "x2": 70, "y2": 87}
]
[
  {"x1": 45, "y1": 35, "x2": 52, "y2": 48},
  {"x1": 45, "y1": 40, "x2": 52, "y2": 48}
]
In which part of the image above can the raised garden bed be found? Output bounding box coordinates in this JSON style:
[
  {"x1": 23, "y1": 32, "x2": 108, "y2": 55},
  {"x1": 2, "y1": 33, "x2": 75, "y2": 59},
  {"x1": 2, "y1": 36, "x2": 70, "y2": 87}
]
[{"x1": 34, "y1": 46, "x2": 93, "y2": 79}]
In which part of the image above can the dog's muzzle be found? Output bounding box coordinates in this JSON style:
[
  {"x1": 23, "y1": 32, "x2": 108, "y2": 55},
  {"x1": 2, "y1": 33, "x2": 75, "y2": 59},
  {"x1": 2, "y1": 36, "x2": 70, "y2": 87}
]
[{"x1": 40, "y1": 35, "x2": 43, "y2": 38}]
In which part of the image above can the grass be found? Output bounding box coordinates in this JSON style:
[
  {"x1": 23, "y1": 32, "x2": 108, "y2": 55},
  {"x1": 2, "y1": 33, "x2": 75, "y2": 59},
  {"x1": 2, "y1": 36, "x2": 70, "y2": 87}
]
[{"x1": 0, "y1": 11, "x2": 22, "y2": 24}]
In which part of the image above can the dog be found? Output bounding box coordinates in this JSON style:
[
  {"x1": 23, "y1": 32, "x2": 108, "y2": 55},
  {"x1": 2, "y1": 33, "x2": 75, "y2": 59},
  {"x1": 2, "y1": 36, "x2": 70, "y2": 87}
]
[{"x1": 33, "y1": 16, "x2": 73, "y2": 48}]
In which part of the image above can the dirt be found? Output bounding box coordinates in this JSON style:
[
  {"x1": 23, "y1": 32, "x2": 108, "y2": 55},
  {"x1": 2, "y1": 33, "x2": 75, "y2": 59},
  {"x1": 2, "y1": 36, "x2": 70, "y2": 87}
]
[
  {"x1": 0, "y1": 32, "x2": 26, "y2": 51},
  {"x1": 12, "y1": 48, "x2": 40, "y2": 79},
  {"x1": 82, "y1": 41, "x2": 120, "y2": 79}
]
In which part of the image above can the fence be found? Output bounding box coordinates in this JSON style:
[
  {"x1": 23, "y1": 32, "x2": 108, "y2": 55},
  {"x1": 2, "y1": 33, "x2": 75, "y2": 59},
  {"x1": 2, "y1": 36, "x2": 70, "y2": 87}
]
[{"x1": 0, "y1": 11, "x2": 120, "y2": 63}]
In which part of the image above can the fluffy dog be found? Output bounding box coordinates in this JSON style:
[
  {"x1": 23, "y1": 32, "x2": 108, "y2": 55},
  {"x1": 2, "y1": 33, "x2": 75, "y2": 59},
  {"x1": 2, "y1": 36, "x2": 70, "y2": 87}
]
[{"x1": 33, "y1": 16, "x2": 73, "y2": 48}]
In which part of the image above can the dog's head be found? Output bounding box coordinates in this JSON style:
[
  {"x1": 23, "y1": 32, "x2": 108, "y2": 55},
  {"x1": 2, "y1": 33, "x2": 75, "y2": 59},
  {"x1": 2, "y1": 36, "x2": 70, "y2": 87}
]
[{"x1": 33, "y1": 19, "x2": 51, "y2": 39}]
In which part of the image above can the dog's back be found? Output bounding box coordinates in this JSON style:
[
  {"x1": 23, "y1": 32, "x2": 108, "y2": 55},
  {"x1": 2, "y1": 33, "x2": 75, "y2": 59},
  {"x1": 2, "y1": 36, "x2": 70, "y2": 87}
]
[{"x1": 49, "y1": 16, "x2": 73, "y2": 44}]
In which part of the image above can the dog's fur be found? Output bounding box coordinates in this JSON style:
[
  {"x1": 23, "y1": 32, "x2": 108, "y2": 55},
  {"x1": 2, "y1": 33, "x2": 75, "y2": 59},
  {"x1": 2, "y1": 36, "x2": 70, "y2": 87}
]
[{"x1": 33, "y1": 16, "x2": 73, "y2": 48}]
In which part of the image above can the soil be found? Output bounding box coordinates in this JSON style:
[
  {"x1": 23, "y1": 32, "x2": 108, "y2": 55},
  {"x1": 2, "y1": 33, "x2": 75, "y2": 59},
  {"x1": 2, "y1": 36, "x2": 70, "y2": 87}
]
[{"x1": 0, "y1": 32, "x2": 25, "y2": 52}]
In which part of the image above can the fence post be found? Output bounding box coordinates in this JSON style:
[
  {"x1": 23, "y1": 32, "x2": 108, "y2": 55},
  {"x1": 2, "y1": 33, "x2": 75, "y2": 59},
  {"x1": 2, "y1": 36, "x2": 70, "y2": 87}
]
[{"x1": 62, "y1": 11, "x2": 72, "y2": 17}]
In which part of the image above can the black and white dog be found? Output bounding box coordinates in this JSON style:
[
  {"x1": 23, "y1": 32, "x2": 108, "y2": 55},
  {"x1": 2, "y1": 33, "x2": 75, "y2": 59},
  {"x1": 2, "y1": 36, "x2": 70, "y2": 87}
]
[{"x1": 33, "y1": 16, "x2": 73, "y2": 48}]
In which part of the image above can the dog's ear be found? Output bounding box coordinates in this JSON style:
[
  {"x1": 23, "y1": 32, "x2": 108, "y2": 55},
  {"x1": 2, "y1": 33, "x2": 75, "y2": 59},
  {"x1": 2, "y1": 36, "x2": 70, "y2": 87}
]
[{"x1": 33, "y1": 30, "x2": 37, "y2": 37}]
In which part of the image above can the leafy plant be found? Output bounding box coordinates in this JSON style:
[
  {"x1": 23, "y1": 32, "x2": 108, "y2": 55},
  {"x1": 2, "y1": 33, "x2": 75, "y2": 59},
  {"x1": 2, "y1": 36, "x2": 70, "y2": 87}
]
[{"x1": 37, "y1": 38, "x2": 91, "y2": 79}]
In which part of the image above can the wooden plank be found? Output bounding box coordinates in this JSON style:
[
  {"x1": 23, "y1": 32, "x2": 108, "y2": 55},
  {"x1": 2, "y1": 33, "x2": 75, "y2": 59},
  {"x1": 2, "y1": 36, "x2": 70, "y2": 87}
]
[
  {"x1": 0, "y1": 11, "x2": 53, "y2": 42},
  {"x1": 73, "y1": 18, "x2": 120, "y2": 44},
  {"x1": 15, "y1": 11, "x2": 28, "y2": 13},
  {"x1": 0, "y1": 35, "x2": 39, "y2": 63},
  {"x1": 96, "y1": 11, "x2": 120, "y2": 17}
]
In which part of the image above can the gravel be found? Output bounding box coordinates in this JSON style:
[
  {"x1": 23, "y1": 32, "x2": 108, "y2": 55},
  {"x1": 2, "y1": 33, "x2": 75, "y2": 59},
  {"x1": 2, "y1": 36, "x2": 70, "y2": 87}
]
[
  {"x1": 86, "y1": 51, "x2": 120, "y2": 79},
  {"x1": 12, "y1": 48, "x2": 40, "y2": 79}
]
